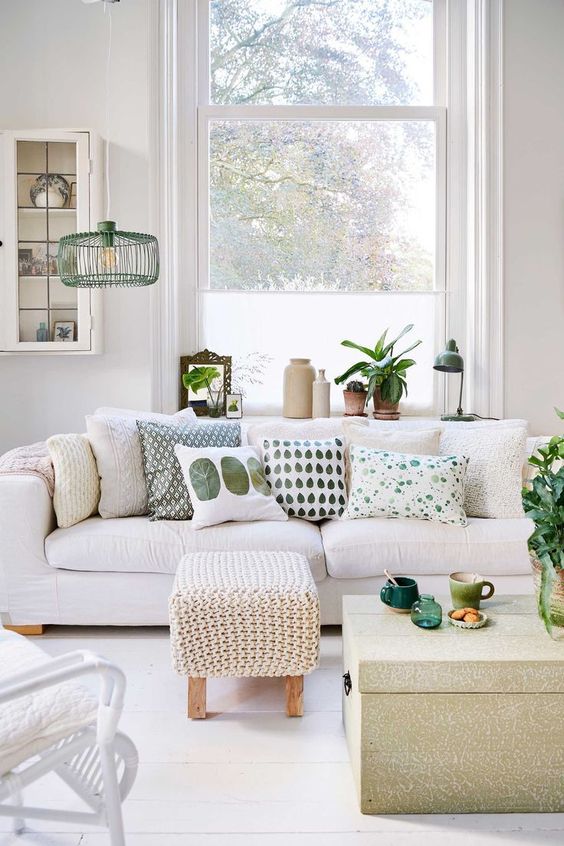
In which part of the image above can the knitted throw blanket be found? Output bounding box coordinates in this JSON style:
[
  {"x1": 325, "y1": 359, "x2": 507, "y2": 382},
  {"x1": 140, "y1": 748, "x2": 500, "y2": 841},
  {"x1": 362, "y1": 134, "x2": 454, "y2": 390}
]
[{"x1": 0, "y1": 441, "x2": 54, "y2": 497}]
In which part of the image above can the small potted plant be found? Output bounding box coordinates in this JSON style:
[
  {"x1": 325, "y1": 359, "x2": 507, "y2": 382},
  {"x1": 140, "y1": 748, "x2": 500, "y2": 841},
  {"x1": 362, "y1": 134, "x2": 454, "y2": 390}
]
[
  {"x1": 342, "y1": 380, "x2": 368, "y2": 417},
  {"x1": 522, "y1": 407, "x2": 564, "y2": 637},
  {"x1": 182, "y1": 365, "x2": 224, "y2": 417},
  {"x1": 335, "y1": 325, "x2": 421, "y2": 420}
]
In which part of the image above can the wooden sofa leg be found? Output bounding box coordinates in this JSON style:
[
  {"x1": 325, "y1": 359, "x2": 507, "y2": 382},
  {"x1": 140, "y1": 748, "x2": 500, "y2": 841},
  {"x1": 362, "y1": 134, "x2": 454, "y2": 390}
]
[
  {"x1": 188, "y1": 677, "x2": 206, "y2": 719},
  {"x1": 285, "y1": 675, "x2": 304, "y2": 717},
  {"x1": 4, "y1": 624, "x2": 44, "y2": 636}
]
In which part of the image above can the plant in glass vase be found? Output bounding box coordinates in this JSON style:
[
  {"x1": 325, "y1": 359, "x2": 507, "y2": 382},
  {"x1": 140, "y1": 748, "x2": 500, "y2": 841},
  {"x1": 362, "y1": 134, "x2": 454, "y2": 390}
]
[
  {"x1": 522, "y1": 407, "x2": 564, "y2": 636},
  {"x1": 182, "y1": 366, "x2": 223, "y2": 417},
  {"x1": 335, "y1": 324, "x2": 421, "y2": 420}
]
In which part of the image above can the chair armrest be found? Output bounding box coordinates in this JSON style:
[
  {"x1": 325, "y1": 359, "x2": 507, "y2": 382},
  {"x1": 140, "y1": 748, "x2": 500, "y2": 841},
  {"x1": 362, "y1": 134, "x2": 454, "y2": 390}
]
[{"x1": 0, "y1": 649, "x2": 126, "y2": 745}]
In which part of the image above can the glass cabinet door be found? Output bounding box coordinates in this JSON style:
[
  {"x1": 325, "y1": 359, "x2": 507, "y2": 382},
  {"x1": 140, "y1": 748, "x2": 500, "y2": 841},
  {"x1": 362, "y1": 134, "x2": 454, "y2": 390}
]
[
  {"x1": 17, "y1": 140, "x2": 79, "y2": 343},
  {"x1": 1, "y1": 130, "x2": 100, "y2": 353}
]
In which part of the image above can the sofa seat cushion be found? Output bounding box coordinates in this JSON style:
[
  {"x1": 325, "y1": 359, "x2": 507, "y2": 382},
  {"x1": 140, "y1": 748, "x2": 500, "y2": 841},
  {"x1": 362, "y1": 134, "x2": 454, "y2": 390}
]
[
  {"x1": 45, "y1": 516, "x2": 327, "y2": 583},
  {"x1": 321, "y1": 517, "x2": 534, "y2": 579}
]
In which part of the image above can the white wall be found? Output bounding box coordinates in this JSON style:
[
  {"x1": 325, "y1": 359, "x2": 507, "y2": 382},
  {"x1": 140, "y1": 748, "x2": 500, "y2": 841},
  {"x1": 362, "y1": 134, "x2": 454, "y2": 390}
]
[
  {"x1": 504, "y1": 0, "x2": 564, "y2": 435},
  {"x1": 1, "y1": 0, "x2": 563, "y2": 450},
  {"x1": 0, "y1": 0, "x2": 152, "y2": 451}
]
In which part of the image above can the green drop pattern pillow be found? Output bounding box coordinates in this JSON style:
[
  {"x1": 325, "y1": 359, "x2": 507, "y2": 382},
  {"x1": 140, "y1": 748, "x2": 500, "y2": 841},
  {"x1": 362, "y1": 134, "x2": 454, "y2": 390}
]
[
  {"x1": 341, "y1": 445, "x2": 468, "y2": 526},
  {"x1": 261, "y1": 437, "x2": 346, "y2": 521},
  {"x1": 137, "y1": 420, "x2": 240, "y2": 521}
]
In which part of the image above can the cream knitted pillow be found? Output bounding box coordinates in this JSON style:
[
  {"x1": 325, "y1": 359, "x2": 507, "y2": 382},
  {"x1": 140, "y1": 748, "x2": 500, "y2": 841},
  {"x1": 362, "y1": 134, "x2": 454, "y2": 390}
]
[{"x1": 47, "y1": 434, "x2": 100, "y2": 528}]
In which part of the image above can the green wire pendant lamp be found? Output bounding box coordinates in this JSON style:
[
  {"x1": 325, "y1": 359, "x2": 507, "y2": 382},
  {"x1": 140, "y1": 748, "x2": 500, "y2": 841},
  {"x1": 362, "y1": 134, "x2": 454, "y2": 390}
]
[
  {"x1": 58, "y1": 1, "x2": 159, "y2": 288},
  {"x1": 58, "y1": 220, "x2": 159, "y2": 288}
]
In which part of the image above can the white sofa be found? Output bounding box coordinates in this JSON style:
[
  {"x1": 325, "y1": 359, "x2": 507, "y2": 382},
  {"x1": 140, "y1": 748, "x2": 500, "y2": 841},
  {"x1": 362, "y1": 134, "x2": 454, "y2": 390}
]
[{"x1": 0, "y1": 418, "x2": 539, "y2": 627}]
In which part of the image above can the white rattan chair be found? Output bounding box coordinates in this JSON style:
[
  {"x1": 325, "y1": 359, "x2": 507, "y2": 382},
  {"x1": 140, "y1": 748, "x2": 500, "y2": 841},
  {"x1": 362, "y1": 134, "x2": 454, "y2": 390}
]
[{"x1": 0, "y1": 644, "x2": 138, "y2": 846}]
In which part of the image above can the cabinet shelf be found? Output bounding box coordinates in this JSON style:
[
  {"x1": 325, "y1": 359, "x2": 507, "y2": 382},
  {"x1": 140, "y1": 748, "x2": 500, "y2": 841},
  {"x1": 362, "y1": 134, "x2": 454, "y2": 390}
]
[{"x1": 18, "y1": 207, "x2": 76, "y2": 213}]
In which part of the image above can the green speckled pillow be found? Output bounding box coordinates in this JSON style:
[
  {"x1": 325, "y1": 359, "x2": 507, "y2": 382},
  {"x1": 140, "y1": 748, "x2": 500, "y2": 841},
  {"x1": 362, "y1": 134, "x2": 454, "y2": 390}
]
[
  {"x1": 341, "y1": 446, "x2": 468, "y2": 527},
  {"x1": 261, "y1": 437, "x2": 346, "y2": 521}
]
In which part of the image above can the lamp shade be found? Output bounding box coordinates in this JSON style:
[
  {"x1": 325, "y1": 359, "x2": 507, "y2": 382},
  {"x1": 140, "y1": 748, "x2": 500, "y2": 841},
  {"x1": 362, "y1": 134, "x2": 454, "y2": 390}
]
[
  {"x1": 58, "y1": 220, "x2": 159, "y2": 288},
  {"x1": 433, "y1": 339, "x2": 464, "y2": 373}
]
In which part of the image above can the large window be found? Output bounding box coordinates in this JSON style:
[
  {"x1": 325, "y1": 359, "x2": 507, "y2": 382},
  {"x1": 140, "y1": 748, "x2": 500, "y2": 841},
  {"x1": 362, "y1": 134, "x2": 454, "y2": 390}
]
[{"x1": 197, "y1": 0, "x2": 445, "y2": 413}]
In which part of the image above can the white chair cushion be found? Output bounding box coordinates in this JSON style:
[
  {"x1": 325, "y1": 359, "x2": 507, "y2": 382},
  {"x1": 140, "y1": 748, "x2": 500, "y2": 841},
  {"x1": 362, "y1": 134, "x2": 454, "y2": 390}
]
[
  {"x1": 45, "y1": 515, "x2": 327, "y2": 583},
  {"x1": 321, "y1": 516, "x2": 534, "y2": 579},
  {"x1": 0, "y1": 629, "x2": 96, "y2": 776}
]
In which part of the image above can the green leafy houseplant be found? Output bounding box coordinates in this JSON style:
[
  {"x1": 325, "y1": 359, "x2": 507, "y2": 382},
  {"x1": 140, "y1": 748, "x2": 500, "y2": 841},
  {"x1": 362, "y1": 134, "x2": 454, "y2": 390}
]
[
  {"x1": 334, "y1": 324, "x2": 422, "y2": 411},
  {"x1": 522, "y1": 407, "x2": 564, "y2": 635},
  {"x1": 182, "y1": 366, "x2": 223, "y2": 417}
]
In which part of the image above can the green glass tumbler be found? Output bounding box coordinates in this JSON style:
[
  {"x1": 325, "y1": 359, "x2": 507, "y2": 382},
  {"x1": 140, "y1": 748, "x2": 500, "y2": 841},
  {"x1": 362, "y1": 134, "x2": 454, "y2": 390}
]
[{"x1": 411, "y1": 594, "x2": 442, "y2": 629}]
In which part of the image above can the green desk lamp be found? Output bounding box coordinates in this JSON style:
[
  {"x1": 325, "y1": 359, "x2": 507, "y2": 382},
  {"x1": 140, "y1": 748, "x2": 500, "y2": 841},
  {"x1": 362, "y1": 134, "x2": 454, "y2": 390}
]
[{"x1": 433, "y1": 339, "x2": 477, "y2": 422}]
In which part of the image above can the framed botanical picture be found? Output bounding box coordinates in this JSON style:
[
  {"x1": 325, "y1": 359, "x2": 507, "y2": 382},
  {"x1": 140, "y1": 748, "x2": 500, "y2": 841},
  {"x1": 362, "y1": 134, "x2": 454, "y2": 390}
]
[
  {"x1": 226, "y1": 393, "x2": 243, "y2": 419},
  {"x1": 53, "y1": 321, "x2": 75, "y2": 342},
  {"x1": 179, "y1": 350, "x2": 232, "y2": 416}
]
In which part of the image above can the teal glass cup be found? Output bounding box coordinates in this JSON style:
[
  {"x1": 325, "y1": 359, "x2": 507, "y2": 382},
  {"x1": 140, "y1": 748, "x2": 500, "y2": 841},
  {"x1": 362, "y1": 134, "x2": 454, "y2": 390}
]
[
  {"x1": 411, "y1": 594, "x2": 443, "y2": 629},
  {"x1": 380, "y1": 577, "x2": 419, "y2": 613}
]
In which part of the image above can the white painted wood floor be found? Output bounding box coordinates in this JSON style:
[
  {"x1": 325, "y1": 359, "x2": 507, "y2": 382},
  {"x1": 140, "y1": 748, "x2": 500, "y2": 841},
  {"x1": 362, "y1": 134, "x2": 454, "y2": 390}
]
[{"x1": 1, "y1": 626, "x2": 562, "y2": 846}]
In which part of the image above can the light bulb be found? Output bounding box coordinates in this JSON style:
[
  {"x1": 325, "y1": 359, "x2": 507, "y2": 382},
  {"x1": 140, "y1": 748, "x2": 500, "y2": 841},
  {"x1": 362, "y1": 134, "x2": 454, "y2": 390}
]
[{"x1": 100, "y1": 246, "x2": 118, "y2": 273}]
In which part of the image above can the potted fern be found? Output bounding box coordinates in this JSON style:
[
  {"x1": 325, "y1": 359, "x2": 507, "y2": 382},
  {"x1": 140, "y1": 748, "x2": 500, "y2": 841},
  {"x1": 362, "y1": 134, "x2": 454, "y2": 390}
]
[
  {"x1": 522, "y1": 407, "x2": 564, "y2": 637},
  {"x1": 334, "y1": 325, "x2": 421, "y2": 420}
]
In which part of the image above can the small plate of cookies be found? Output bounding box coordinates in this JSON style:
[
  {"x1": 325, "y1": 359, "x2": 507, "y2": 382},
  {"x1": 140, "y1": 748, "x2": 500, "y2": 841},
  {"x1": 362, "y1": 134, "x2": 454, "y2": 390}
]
[{"x1": 448, "y1": 607, "x2": 488, "y2": 629}]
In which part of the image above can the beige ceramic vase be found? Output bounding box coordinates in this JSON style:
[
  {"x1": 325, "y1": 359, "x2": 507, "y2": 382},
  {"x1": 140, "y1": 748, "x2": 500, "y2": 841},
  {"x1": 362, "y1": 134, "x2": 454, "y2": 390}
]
[
  {"x1": 312, "y1": 368, "x2": 331, "y2": 418},
  {"x1": 283, "y1": 358, "x2": 315, "y2": 418}
]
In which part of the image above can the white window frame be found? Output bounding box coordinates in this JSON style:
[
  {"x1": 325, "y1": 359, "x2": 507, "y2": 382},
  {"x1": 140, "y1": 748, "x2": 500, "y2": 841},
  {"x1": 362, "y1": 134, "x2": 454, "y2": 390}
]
[{"x1": 149, "y1": 0, "x2": 504, "y2": 420}]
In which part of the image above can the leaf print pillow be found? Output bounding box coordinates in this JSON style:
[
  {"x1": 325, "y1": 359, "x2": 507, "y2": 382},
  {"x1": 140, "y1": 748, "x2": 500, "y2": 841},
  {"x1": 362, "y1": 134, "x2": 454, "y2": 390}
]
[
  {"x1": 261, "y1": 437, "x2": 347, "y2": 521},
  {"x1": 174, "y1": 445, "x2": 287, "y2": 530},
  {"x1": 341, "y1": 445, "x2": 468, "y2": 526}
]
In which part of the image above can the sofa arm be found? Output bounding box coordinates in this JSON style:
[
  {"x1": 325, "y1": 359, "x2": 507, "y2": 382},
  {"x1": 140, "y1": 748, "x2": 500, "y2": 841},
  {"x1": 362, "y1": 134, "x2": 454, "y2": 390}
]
[{"x1": 0, "y1": 475, "x2": 58, "y2": 624}]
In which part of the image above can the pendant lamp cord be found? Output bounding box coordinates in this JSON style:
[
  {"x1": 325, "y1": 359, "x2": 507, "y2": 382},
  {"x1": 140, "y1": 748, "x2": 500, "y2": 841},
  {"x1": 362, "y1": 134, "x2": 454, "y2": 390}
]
[{"x1": 104, "y1": 1, "x2": 112, "y2": 220}]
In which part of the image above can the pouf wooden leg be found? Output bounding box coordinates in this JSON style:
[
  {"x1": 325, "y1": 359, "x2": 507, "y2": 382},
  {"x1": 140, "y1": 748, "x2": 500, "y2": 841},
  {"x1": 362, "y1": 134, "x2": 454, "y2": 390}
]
[
  {"x1": 286, "y1": 675, "x2": 304, "y2": 717},
  {"x1": 188, "y1": 677, "x2": 206, "y2": 719}
]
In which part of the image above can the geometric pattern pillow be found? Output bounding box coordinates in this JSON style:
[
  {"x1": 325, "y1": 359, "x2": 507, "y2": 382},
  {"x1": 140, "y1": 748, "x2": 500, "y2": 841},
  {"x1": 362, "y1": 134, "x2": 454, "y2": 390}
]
[
  {"x1": 261, "y1": 437, "x2": 346, "y2": 521},
  {"x1": 137, "y1": 420, "x2": 241, "y2": 521},
  {"x1": 341, "y1": 445, "x2": 468, "y2": 527}
]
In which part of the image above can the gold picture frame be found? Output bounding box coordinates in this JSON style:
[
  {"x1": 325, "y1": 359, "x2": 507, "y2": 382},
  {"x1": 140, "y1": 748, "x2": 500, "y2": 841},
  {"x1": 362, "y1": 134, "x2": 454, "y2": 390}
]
[{"x1": 179, "y1": 350, "x2": 232, "y2": 416}]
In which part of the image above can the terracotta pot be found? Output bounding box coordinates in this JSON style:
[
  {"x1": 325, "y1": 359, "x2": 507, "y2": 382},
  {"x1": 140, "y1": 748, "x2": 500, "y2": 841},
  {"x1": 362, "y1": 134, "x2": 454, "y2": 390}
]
[
  {"x1": 373, "y1": 387, "x2": 400, "y2": 421},
  {"x1": 343, "y1": 390, "x2": 368, "y2": 417},
  {"x1": 531, "y1": 553, "x2": 564, "y2": 633}
]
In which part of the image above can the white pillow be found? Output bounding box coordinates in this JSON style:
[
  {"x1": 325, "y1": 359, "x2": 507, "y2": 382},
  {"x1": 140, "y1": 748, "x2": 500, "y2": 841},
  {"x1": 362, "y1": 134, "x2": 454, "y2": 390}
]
[
  {"x1": 341, "y1": 445, "x2": 468, "y2": 527},
  {"x1": 439, "y1": 425, "x2": 527, "y2": 518},
  {"x1": 47, "y1": 434, "x2": 100, "y2": 528},
  {"x1": 86, "y1": 407, "x2": 197, "y2": 518},
  {"x1": 342, "y1": 418, "x2": 442, "y2": 454},
  {"x1": 247, "y1": 418, "x2": 347, "y2": 449},
  {"x1": 175, "y1": 444, "x2": 288, "y2": 530}
]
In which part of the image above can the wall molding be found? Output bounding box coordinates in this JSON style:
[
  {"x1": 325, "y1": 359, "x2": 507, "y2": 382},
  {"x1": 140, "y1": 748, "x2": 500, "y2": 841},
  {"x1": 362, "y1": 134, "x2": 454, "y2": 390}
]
[{"x1": 465, "y1": 0, "x2": 504, "y2": 418}]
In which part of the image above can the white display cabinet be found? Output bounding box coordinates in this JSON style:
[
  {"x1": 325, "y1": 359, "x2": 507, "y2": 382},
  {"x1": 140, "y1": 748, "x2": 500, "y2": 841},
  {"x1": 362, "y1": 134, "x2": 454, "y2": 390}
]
[{"x1": 0, "y1": 129, "x2": 102, "y2": 353}]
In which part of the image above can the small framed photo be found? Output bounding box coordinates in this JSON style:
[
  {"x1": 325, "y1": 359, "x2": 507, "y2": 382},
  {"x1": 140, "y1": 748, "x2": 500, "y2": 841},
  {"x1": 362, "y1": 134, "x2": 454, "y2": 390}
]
[
  {"x1": 226, "y1": 393, "x2": 243, "y2": 419},
  {"x1": 53, "y1": 321, "x2": 75, "y2": 342}
]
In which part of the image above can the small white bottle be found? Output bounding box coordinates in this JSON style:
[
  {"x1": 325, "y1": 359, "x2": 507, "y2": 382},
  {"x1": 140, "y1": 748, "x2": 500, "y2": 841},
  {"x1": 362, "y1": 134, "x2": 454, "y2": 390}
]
[{"x1": 312, "y1": 368, "x2": 330, "y2": 418}]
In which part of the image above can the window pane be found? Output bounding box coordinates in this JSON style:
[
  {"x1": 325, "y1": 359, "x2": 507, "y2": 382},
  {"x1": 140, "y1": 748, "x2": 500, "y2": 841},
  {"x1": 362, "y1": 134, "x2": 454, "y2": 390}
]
[
  {"x1": 209, "y1": 120, "x2": 435, "y2": 292},
  {"x1": 210, "y1": 0, "x2": 433, "y2": 105},
  {"x1": 201, "y1": 291, "x2": 441, "y2": 413}
]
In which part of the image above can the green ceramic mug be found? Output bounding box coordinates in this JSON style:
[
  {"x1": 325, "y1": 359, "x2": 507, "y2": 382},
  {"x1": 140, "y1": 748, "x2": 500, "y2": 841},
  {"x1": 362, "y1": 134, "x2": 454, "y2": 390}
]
[
  {"x1": 380, "y1": 577, "x2": 420, "y2": 613},
  {"x1": 449, "y1": 571, "x2": 495, "y2": 610}
]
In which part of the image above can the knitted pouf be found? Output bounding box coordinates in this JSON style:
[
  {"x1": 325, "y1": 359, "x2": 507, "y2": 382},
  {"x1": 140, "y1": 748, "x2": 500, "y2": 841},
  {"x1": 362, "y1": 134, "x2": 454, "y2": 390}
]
[{"x1": 169, "y1": 550, "x2": 320, "y2": 678}]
